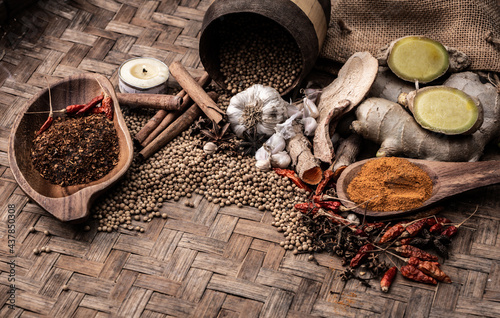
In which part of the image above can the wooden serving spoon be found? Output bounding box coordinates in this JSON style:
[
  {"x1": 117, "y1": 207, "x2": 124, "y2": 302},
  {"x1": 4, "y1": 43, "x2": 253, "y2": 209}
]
[{"x1": 336, "y1": 158, "x2": 500, "y2": 217}]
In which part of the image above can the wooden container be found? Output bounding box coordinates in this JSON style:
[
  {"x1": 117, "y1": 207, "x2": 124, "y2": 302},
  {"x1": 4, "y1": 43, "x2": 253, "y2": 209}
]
[{"x1": 199, "y1": 0, "x2": 331, "y2": 95}]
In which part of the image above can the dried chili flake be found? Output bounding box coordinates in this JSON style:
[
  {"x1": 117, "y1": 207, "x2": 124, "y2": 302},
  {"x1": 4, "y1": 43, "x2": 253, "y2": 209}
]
[
  {"x1": 400, "y1": 264, "x2": 437, "y2": 285},
  {"x1": 395, "y1": 245, "x2": 438, "y2": 261},
  {"x1": 380, "y1": 266, "x2": 397, "y2": 292},
  {"x1": 31, "y1": 114, "x2": 119, "y2": 186},
  {"x1": 274, "y1": 168, "x2": 312, "y2": 192},
  {"x1": 350, "y1": 243, "x2": 374, "y2": 268}
]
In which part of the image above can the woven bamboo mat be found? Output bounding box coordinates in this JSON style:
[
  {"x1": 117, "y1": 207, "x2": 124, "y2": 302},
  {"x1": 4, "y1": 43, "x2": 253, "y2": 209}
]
[{"x1": 1, "y1": 1, "x2": 500, "y2": 317}]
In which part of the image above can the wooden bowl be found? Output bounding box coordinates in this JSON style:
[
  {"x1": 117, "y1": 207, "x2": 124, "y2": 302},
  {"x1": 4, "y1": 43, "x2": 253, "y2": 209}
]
[{"x1": 8, "y1": 73, "x2": 134, "y2": 223}]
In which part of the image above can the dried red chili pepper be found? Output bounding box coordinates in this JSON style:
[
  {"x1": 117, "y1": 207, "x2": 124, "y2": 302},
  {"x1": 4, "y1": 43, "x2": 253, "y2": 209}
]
[
  {"x1": 401, "y1": 219, "x2": 427, "y2": 238},
  {"x1": 407, "y1": 257, "x2": 451, "y2": 283},
  {"x1": 36, "y1": 116, "x2": 53, "y2": 135},
  {"x1": 363, "y1": 222, "x2": 385, "y2": 233},
  {"x1": 37, "y1": 79, "x2": 54, "y2": 135},
  {"x1": 400, "y1": 264, "x2": 437, "y2": 285},
  {"x1": 76, "y1": 92, "x2": 104, "y2": 115},
  {"x1": 350, "y1": 243, "x2": 374, "y2": 268},
  {"x1": 379, "y1": 223, "x2": 406, "y2": 244},
  {"x1": 396, "y1": 237, "x2": 413, "y2": 246},
  {"x1": 380, "y1": 266, "x2": 397, "y2": 292},
  {"x1": 426, "y1": 217, "x2": 452, "y2": 227},
  {"x1": 316, "y1": 200, "x2": 341, "y2": 211},
  {"x1": 429, "y1": 222, "x2": 444, "y2": 234},
  {"x1": 315, "y1": 169, "x2": 335, "y2": 195},
  {"x1": 394, "y1": 245, "x2": 438, "y2": 261},
  {"x1": 102, "y1": 95, "x2": 113, "y2": 120},
  {"x1": 294, "y1": 202, "x2": 319, "y2": 215},
  {"x1": 274, "y1": 168, "x2": 313, "y2": 192},
  {"x1": 441, "y1": 207, "x2": 478, "y2": 238},
  {"x1": 441, "y1": 225, "x2": 458, "y2": 238}
]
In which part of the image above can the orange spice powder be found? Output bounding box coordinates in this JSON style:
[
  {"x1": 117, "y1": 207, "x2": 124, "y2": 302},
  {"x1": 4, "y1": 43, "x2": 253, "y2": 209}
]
[{"x1": 346, "y1": 157, "x2": 433, "y2": 212}]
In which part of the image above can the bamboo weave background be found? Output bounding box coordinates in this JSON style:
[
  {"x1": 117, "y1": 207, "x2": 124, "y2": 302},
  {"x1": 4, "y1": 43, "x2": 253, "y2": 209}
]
[{"x1": 0, "y1": 1, "x2": 499, "y2": 317}]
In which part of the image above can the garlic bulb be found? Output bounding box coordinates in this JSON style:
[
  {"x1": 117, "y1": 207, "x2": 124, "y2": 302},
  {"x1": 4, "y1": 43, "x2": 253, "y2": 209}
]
[
  {"x1": 227, "y1": 84, "x2": 289, "y2": 137},
  {"x1": 303, "y1": 97, "x2": 319, "y2": 119},
  {"x1": 302, "y1": 117, "x2": 318, "y2": 136},
  {"x1": 270, "y1": 151, "x2": 291, "y2": 168}
]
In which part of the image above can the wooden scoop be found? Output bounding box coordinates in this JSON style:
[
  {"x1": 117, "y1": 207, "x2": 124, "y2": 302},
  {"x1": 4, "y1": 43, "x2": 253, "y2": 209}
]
[
  {"x1": 336, "y1": 158, "x2": 500, "y2": 217},
  {"x1": 8, "y1": 73, "x2": 134, "y2": 223}
]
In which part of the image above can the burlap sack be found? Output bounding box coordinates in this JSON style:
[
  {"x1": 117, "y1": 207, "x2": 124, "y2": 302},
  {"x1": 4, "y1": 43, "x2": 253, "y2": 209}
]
[{"x1": 319, "y1": 0, "x2": 500, "y2": 72}]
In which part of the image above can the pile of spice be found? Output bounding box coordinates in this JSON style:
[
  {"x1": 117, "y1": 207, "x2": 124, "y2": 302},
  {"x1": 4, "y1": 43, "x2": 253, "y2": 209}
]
[
  {"x1": 31, "y1": 114, "x2": 119, "y2": 186},
  {"x1": 347, "y1": 157, "x2": 433, "y2": 212},
  {"x1": 90, "y1": 103, "x2": 309, "y2": 233},
  {"x1": 218, "y1": 14, "x2": 302, "y2": 94}
]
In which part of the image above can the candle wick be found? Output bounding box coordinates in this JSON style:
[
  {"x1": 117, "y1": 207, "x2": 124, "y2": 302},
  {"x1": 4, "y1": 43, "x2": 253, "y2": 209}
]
[{"x1": 142, "y1": 67, "x2": 147, "y2": 73}]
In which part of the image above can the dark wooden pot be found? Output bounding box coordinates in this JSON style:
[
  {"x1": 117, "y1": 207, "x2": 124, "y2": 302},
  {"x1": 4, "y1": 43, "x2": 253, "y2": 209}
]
[{"x1": 199, "y1": 0, "x2": 331, "y2": 95}]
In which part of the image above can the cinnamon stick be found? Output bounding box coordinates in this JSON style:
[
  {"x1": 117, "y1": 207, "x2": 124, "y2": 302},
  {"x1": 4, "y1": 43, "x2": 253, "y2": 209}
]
[
  {"x1": 117, "y1": 93, "x2": 182, "y2": 111},
  {"x1": 134, "y1": 73, "x2": 211, "y2": 144},
  {"x1": 141, "y1": 93, "x2": 194, "y2": 147},
  {"x1": 169, "y1": 62, "x2": 224, "y2": 124},
  {"x1": 139, "y1": 91, "x2": 219, "y2": 160}
]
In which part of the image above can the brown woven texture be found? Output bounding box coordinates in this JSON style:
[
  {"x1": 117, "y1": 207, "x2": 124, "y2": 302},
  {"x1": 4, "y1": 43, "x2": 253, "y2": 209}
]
[
  {"x1": 320, "y1": 0, "x2": 500, "y2": 72},
  {"x1": 0, "y1": 1, "x2": 500, "y2": 317}
]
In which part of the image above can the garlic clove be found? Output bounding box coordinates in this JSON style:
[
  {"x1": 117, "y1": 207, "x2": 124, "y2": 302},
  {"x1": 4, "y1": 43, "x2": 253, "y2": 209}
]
[
  {"x1": 265, "y1": 133, "x2": 286, "y2": 154},
  {"x1": 255, "y1": 146, "x2": 271, "y2": 161},
  {"x1": 302, "y1": 117, "x2": 318, "y2": 136},
  {"x1": 255, "y1": 159, "x2": 272, "y2": 171},
  {"x1": 270, "y1": 151, "x2": 291, "y2": 168},
  {"x1": 303, "y1": 97, "x2": 319, "y2": 119}
]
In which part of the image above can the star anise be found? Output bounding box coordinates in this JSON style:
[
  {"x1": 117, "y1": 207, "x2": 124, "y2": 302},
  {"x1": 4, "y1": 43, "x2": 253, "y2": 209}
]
[
  {"x1": 190, "y1": 116, "x2": 209, "y2": 136},
  {"x1": 200, "y1": 120, "x2": 232, "y2": 144},
  {"x1": 237, "y1": 128, "x2": 266, "y2": 156}
]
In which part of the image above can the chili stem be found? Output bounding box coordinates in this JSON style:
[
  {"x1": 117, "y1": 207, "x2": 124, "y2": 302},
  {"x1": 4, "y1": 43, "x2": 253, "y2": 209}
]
[{"x1": 456, "y1": 205, "x2": 479, "y2": 228}]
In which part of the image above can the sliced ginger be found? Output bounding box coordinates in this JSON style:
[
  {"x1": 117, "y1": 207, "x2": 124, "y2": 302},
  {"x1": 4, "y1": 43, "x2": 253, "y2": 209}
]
[
  {"x1": 399, "y1": 86, "x2": 483, "y2": 135},
  {"x1": 387, "y1": 36, "x2": 449, "y2": 84}
]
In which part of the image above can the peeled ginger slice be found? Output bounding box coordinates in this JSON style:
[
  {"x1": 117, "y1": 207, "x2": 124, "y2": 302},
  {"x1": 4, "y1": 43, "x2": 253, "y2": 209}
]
[
  {"x1": 387, "y1": 36, "x2": 449, "y2": 84},
  {"x1": 400, "y1": 86, "x2": 483, "y2": 135}
]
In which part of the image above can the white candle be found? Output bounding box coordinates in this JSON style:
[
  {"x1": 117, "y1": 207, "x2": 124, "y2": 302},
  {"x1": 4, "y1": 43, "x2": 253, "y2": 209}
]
[{"x1": 119, "y1": 57, "x2": 169, "y2": 94}]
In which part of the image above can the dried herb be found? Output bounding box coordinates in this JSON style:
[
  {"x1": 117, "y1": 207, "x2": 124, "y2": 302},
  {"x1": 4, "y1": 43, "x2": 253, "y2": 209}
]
[{"x1": 31, "y1": 114, "x2": 119, "y2": 186}]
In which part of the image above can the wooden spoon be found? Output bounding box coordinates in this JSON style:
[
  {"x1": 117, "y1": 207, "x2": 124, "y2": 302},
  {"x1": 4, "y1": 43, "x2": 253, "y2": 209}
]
[
  {"x1": 336, "y1": 158, "x2": 500, "y2": 217},
  {"x1": 8, "y1": 73, "x2": 134, "y2": 223}
]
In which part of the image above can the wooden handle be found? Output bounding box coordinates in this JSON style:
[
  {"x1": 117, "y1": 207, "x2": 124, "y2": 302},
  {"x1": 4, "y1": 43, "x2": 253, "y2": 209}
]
[
  {"x1": 169, "y1": 62, "x2": 224, "y2": 124},
  {"x1": 117, "y1": 93, "x2": 182, "y2": 111}
]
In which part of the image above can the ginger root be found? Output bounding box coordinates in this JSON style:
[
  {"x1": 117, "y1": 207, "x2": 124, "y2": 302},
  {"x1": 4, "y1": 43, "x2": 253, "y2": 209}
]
[
  {"x1": 377, "y1": 36, "x2": 470, "y2": 84},
  {"x1": 351, "y1": 72, "x2": 500, "y2": 162},
  {"x1": 399, "y1": 86, "x2": 483, "y2": 135}
]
